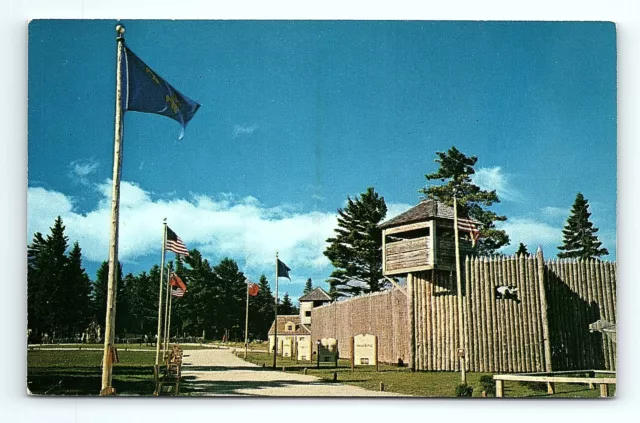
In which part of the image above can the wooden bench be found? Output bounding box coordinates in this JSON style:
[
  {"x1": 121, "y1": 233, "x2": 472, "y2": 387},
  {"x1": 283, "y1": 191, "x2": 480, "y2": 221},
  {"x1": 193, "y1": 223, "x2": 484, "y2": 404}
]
[
  {"x1": 153, "y1": 345, "x2": 184, "y2": 396},
  {"x1": 493, "y1": 370, "x2": 616, "y2": 398}
]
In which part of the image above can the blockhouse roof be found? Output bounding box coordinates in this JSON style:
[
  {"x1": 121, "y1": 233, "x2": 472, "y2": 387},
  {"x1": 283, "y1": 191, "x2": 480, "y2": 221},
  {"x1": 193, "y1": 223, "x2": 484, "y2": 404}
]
[
  {"x1": 379, "y1": 199, "x2": 455, "y2": 229},
  {"x1": 298, "y1": 287, "x2": 333, "y2": 302}
]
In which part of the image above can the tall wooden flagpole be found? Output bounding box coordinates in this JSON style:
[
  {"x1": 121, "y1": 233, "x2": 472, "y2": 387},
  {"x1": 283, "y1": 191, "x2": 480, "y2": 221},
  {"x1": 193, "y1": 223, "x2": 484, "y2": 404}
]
[
  {"x1": 155, "y1": 220, "x2": 168, "y2": 366},
  {"x1": 272, "y1": 252, "x2": 279, "y2": 369},
  {"x1": 244, "y1": 278, "x2": 250, "y2": 359},
  {"x1": 163, "y1": 262, "x2": 173, "y2": 354},
  {"x1": 453, "y1": 193, "x2": 467, "y2": 385},
  {"x1": 166, "y1": 272, "x2": 174, "y2": 352},
  {"x1": 100, "y1": 24, "x2": 126, "y2": 395}
]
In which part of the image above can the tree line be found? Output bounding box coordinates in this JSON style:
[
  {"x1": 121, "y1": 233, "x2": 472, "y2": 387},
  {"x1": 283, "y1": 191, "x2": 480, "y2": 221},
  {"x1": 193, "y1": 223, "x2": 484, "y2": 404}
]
[
  {"x1": 27, "y1": 217, "x2": 300, "y2": 343},
  {"x1": 323, "y1": 146, "x2": 610, "y2": 299}
]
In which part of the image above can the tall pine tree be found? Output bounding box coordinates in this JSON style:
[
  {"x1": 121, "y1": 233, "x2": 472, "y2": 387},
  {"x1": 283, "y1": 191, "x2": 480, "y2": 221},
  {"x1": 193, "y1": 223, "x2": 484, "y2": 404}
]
[
  {"x1": 92, "y1": 261, "x2": 123, "y2": 335},
  {"x1": 279, "y1": 293, "x2": 295, "y2": 315},
  {"x1": 64, "y1": 242, "x2": 93, "y2": 336},
  {"x1": 420, "y1": 146, "x2": 509, "y2": 255},
  {"x1": 303, "y1": 278, "x2": 313, "y2": 295},
  {"x1": 516, "y1": 243, "x2": 529, "y2": 256},
  {"x1": 557, "y1": 193, "x2": 609, "y2": 259},
  {"x1": 324, "y1": 187, "x2": 388, "y2": 298}
]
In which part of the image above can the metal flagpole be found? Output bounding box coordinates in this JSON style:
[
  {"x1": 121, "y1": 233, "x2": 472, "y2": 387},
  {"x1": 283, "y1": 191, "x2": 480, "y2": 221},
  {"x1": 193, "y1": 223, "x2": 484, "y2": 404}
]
[
  {"x1": 272, "y1": 252, "x2": 279, "y2": 369},
  {"x1": 100, "y1": 24, "x2": 126, "y2": 395},
  {"x1": 244, "y1": 278, "x2": 250, "y2": 359},
  {"x1": 163, "y1": 262, "x2": 173, "y2": 355},
  {"x1": 154, "y1": 220, "x2": 168, "y2": 366},
  {"x1": 453, "y1": 192, "x2": 467, "y2": 385}
]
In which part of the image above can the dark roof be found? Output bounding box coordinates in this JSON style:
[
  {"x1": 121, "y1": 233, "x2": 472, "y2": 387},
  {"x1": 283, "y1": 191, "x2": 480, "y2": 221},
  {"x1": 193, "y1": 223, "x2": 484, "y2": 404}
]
[
  {"x1": 379, "y1": 199, "x2": 455, "y2": 229},
  {"x1": 267, "y1": 315, "x2": 311, "y2": 335},
  {"x1": 298, "y1": 287, "x2": 333, "y2": 302}
]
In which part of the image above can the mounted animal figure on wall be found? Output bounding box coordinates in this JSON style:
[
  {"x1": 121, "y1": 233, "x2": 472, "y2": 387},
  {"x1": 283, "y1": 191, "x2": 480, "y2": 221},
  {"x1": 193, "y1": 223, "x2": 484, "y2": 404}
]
[{"x1": 496, "y1": 285, "x2": 521, "y2": 304}]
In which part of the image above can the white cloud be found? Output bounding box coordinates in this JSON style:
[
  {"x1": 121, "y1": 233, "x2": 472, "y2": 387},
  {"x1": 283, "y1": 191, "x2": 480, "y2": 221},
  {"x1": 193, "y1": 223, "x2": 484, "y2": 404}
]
[
  {"x1": 541, "y1": 206, "x2": 568, "y2": 221},
  {"x1": 384, "y1": 202, "x2": 413, "y2": 221},
  {"x1": 472, "y1": 167, "x2": 522, "y2": 202},
  {"x1": 497, "y1": 217, "x2": 560, "y2": 250},
  {"x1": 27, "y1": 181, "x2": 338, "y2": 272},
  {"x1": 68, "y1": 159, "x2": 99, "y2": 185},
  {"x1": 232, "y1": 124, "x2": 258, "y2": 137}
]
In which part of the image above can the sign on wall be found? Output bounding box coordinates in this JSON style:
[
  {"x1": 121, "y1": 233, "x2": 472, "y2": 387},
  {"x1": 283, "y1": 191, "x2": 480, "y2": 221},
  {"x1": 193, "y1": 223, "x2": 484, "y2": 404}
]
[
  {"x1": 297, "y1": 336, "x2": 311, "y2": 361},
  {"x1": 353, "y1": 334, "x2": 378, "y2": 367}
]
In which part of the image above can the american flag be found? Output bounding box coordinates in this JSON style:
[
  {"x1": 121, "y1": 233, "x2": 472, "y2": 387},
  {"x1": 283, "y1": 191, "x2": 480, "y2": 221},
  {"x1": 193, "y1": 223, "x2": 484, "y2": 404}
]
[
  {"x1": 458, "y1": 217, "x2": 481, "y2": 245},
  {"x1": 171, "y1": 287, "x2": 185, "y2": 298},
  {"x1": 166, "y1": 226, "x2": 189, "y2": 256}
]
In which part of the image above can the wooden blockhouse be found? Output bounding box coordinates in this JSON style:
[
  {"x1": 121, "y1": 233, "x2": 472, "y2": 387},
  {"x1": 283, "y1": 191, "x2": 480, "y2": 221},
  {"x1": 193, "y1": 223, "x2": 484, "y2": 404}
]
[{"x1": 379, "y1": 199, "x2": 474, "y2": 276}]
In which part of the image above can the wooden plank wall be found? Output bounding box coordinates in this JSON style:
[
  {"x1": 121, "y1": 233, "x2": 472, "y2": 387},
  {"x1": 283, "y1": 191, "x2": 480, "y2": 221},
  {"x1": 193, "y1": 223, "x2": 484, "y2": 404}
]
[{"x1": 310, "y1": 288, "x2": 409, "y2": 364}]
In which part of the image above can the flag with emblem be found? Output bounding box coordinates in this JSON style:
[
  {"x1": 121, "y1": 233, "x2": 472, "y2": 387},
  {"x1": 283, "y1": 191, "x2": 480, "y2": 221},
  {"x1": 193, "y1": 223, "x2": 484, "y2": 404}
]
[
  {"x1": 122, "y1": 46, "x2": 200, "y2": 140},
  {"x1": 248, "y1": 282, "x2": 259, "y2": 297},
  {"x1": 170, "y1": 272, "x2": 187, "y2": 297}
]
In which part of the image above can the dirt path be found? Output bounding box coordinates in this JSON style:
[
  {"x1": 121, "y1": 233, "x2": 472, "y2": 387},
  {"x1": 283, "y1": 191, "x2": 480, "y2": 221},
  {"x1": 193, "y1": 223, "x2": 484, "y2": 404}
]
[{"x1": 180, "y1": 348, "x2": 404, "y2": 397}]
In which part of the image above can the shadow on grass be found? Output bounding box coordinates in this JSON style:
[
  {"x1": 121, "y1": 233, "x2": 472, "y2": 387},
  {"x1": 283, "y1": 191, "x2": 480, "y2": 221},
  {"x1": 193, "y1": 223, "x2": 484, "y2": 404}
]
[
  {"x1": 180, "y1": 376, "x2": 345, "y2": 396},
  {"x1": 28, "y1": 366, "x2": 155, "y2": 396}
]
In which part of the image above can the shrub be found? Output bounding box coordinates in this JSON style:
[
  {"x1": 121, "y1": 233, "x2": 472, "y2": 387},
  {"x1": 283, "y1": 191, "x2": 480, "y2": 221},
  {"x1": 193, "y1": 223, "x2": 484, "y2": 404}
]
[
  {"x1": 479, "y1": 375, "x2": 496, "y2": 396},
  {"x1": 455, "y1": 383, "x2": 474, "y2": 397}
]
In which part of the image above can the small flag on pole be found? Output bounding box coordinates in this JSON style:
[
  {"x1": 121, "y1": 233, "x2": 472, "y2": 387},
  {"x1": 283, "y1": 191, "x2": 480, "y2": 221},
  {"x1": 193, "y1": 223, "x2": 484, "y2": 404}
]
[
  {"x1": 248, "y1": 282, "x2": 259, "y2": 297},
  {"x1": 277, "y1": 259, "x2": 291, "y2": 280},
  {"x1": 171, "y1": 287, "x2": 185, "y2": 298},
  {"x1": 166, "y1": 227, "x2": 189, "y2": 256},
  {"x1": 170, "y1": 272, "x2": 187, "y2": 291},
  {"x1": 458, "y1": 217, "x2": 481, "y2": 245},
  {"x1": 122, "y1": 46, "x2": 200, "y2": 140}
]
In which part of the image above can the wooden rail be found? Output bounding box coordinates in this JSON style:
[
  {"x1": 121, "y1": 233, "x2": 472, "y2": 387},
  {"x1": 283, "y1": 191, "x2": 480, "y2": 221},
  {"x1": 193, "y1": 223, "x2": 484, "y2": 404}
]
[{"x1": 493, "y1": 370, "x2": 616, "y2": 398}]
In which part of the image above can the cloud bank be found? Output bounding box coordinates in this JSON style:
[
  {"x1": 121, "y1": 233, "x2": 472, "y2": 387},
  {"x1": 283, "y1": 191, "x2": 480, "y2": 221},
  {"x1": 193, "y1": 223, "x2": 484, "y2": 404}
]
[{"x1": 472, "y1": 167, "x2": 522, "y2": 202}]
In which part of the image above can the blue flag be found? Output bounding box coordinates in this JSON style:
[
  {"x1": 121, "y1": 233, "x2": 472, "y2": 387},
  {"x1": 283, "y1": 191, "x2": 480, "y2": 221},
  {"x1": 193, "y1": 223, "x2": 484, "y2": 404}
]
[
  {"x1": 277, "y1": 259, "x2": 291, "y2": 280},
  {"x1": 122, "y1": 46, "x2": 200, "y2": 140}
]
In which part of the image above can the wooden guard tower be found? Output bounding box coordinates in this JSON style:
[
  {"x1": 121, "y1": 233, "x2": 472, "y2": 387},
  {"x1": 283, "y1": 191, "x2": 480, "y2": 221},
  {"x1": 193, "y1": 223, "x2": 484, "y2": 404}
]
[{"x1": 379, "y1": 199, "x2": 473, "y2": 276}]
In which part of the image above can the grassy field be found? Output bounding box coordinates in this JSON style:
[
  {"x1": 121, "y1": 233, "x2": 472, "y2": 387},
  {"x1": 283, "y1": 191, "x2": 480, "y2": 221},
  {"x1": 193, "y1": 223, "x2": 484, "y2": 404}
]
[
  {"x1": 27, "y1": 349, "x2": 156, "y2": 396},
  {"x1": 28, "y1": 343, "x2": 212, "y2": 351},
  {"x1": 241, "y1": 352, "x2": 614, "y2": 398}
]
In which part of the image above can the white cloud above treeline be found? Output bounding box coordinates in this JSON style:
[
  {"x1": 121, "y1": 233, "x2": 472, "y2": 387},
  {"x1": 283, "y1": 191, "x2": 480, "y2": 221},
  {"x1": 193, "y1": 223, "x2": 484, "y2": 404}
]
[
  {"x1": 28, "y1": 181, "x2": 341, "y2": 271},
  {"x1": 472, "y1": 167, "x2": 522, "y2": 202}
]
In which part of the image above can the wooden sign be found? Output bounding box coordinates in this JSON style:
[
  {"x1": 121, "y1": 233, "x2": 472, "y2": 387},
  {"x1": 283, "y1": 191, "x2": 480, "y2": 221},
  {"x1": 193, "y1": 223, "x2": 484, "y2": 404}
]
[
  {"x1": 282, "y1": 337, "x2": 293, "y2": 357},
  {"x1": 297, "y1": 336, "x2": 311, "y2": 361},
  {"x1": 319, "y1": 338, "x2": 338, "y2": 362},
  {"x1": 353, "y1": 334, "x2": 378, "y2": 368}
]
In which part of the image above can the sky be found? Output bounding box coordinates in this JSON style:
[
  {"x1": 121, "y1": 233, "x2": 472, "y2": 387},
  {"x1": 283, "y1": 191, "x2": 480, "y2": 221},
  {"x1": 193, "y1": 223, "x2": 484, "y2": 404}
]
[{"x1": 27, "y1": 20, "x2": 617, "y2": 302}]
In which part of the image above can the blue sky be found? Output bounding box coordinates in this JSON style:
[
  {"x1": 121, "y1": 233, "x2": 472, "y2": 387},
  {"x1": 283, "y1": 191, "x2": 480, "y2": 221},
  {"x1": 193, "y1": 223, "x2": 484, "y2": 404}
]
[{"x1": 27, "y1": 20, "x2": 617, "y2": 301}]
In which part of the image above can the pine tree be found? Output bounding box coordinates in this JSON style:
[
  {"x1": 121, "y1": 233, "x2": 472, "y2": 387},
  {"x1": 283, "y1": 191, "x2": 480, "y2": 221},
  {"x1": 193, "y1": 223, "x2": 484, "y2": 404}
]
[
  {"x1": 64, "y1": 242, "x2": 93, "y2": 336},
  {"x1": 92, "y1": 261, "x2": 123, "y2": 335},
  {"x1": 279, "y1": 293, "x2": 295, "y2": 315},
  {"x1": 324, "y1": 187, "x2": 388, "y2": 298},
  {"x1": 516, "y1": 243, "x2": 529, "y2": 256},
  {"x1": 303, "y1": 278, "x2": 313, "y2": 295},
  {"x1": 212, "y1": 258, "x2": 246, "y2": 341},
  {"x1": 420, "y1": 146, "x2": 509, "y2": 255},
  {"x1": 254, "y1": 274, "x2": 275, "y2": 340},
  {"x1": 558, "y1": 193, "x2": 609, "y2": 259}
]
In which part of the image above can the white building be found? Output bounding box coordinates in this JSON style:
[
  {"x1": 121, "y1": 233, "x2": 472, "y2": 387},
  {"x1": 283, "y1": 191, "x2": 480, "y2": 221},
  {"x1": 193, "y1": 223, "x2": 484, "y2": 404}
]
[{"x1": 268, "y1": 288, "x2": 332, "y2": 361}]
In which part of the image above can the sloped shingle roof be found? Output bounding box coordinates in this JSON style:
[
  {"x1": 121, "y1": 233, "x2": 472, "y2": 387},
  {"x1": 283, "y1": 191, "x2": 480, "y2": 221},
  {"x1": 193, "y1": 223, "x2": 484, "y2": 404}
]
[
  {"x1": 379, "y1": 199, "x2": 455, "y2": 229},
  {"x1": 267, "y1": 315, "x2": 311, "y2": 335},
  {"x1": 299, "y1": 287, "x2": 333, "y2": 302}
]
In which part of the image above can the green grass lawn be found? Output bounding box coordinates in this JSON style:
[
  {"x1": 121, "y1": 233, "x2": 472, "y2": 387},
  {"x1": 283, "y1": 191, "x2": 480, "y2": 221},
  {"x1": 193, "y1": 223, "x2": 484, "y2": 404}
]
[
  {"x1": 241, "y1": 352, "x2": 614, "y2": 398},
  {"x1": 28, "y1": 343, "x2": 216, "y2": 351},
  {"x1": 27, "y1": 349, "x2": 156, "y2": 396}
]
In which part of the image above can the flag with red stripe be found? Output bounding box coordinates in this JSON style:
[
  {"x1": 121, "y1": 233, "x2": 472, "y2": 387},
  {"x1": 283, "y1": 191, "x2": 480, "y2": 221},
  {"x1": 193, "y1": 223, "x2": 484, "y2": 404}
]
[
  {"x1": 458, "y1": 217, "x2": 481, "y2": 245},
  {"x1": 166, "y1": 226, "x2": 189, "y2": 256},
  {"x1": 248, "y1": 282, "x2": 259, "y2": 297}
]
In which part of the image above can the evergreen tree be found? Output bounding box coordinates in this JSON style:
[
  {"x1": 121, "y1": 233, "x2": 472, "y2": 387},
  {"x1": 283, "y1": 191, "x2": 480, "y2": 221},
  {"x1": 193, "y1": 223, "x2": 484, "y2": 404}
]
[
  {"x1": 557, "y1": 193, "x2": 609, "y2": 259},
  {"x1": 516, "y1": 243, "x2": 529, "y2": 256},
  {"x1": 27, "y1": 232, "x2": 49, "y2": 340},
  {"x1": 254, "y1": 274, "x2": 275, "y2": 340},
  {"x1": 420, "y1": 146, "x2": 509, "y2": 255},
  {"x1": 212, "y1": 257, "x2": 246, "y2": 340},
  {"x1": 63, "y1": 242, "x2": 93, "y2": 336},
  {"x1": 92, "y1": 261, "x2": 123, "y2": 335},
  {"x1": 324, "y1": 187, "x2": 388, "y2": 298},
  {"x1": 279, "y1": 293, "x2": 295, "y2": 315},
  {"x1": 303, "y1": 278, "x2": 313, "y2": 295},
  {"x1": 127, "y1": 269, "x2": 158, "y2": 336}
]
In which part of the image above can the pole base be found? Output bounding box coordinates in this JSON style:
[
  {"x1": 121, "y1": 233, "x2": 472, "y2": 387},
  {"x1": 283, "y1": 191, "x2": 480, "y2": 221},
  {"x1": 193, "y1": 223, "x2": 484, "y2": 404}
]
[{"x1": 99, "y1": 387, "x2": 116, "y2": 396}]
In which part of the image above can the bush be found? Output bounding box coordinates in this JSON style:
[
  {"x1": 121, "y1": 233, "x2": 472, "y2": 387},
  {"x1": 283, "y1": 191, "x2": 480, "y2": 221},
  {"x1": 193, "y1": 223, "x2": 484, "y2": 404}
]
[
  {"x1": 455, "y1": 383, "x2": 474, "y2": 397},
  {"x1": 479, "y1": 375, "x2": 496, "y2": 396}
]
